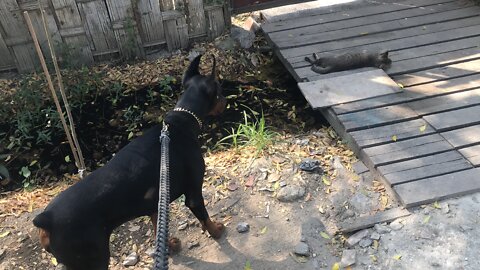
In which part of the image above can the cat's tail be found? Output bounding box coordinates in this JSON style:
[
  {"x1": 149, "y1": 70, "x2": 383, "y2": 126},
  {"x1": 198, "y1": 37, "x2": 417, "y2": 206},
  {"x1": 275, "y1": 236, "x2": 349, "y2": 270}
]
[{"x1": 311, "y1": 65, "x2": 330, "y2": 74}]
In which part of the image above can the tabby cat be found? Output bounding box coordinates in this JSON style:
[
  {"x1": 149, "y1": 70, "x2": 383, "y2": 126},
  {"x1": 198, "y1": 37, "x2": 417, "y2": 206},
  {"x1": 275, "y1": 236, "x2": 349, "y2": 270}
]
[{"x1": 304, "y1": 50, "x2": 392, "y2": 74}]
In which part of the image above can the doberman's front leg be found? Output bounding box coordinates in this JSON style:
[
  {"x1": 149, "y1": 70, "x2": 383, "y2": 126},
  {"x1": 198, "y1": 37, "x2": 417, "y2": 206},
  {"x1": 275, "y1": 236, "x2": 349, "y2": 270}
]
[{"x1": 185, "y1": 191, "x2": 224, "y2": 239}]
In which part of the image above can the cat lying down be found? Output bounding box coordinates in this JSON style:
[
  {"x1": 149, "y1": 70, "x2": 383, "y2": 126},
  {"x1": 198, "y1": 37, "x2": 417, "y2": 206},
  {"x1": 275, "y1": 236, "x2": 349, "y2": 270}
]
[{"x1": 304, "y1": 50, "x2": 392, "y2": 74}]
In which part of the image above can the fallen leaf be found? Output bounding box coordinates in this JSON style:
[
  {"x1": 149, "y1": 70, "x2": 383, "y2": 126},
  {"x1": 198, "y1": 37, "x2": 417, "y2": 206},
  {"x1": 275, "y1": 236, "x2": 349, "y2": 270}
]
[
  {"x1": 423, "y1": 215, "x2": 431, "y2": 224},
  {"x1": 320, "y1": 231, "x2": 330, "y2": 239},
  {"x1": 260, "y1": 226, "x2": 268, "y2": 234},
  {"x1": 322, "y1": 175, "x2": 331, "y2": 186},
  {"x1": 370, "y1": 255, "x2": 378, "y2": 262},
  {"x1": 393, "y1": 255, "x2": 402, "y2": 260},
  {"x1": 332, "y1": 262, "x2": 340, "y2": 270},
  {"x1": 51, "y1": 257, "x2": 58, "y2": 266},
  {"x1": 397, "y1": 83, "x2": 404, "y2": 88},
  {"x1": 373, "y1": 239, "x2": 379, "y2": 249},
  {"x1": 419, "y1": 125, "x2": 427, "y2": 132},
  {"x1": 433, "y1": 201, "x2": 441, "y2": 209},
  {"x1": 0, "y1": 231, "x2": 10, "y2": 238},
  {"x1": 392, "y1": 135, "x2": 397, "y2": 142}
]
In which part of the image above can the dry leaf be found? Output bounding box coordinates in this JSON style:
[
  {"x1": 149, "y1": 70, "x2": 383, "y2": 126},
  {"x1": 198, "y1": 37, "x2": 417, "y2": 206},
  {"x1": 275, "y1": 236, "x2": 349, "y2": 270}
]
[
  {"x1": 393, "y1": 255, "x2": 402, "y2": 260},
  {"x1": 433, "y1": 201, "x2": 441, "y2": 209},
  {"x1": 419, "y1": 125, "x2": 427, "y2": 132},
  {"x1": 0, "y1": 231, "x2": 10, "y2": 238},
  {"x1": 260, "y1": 226, "x2": 268, "y2": 234},
  {"x1": 320, "y1": 231, "x2": 330, "y2": 239},
  {"x1": 332, "y1": 262, "x2": 340, "y2": 270},
  {"x1": 392, "y1": 135, "x2": 397, "y2": 142},
  {"x1": 423, "y1": 215, "x2": 431, "y2": 224}
]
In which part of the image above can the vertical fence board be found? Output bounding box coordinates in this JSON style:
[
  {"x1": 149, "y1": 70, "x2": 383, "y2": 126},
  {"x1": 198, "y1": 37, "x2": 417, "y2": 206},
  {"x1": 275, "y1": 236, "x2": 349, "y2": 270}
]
[
  {"x1": 0, "y1": 31, "x2": 15, "y2": 71},
  {"x1": 185, "y1": 0, "x2": 206, "y2": 37},
  {"x1": 50, "y1": 0, "x2": 93, "y2": 65},
  {"x1": 136, "y1": 0, "x2": 166, "y2": 48},
  {"x1": 205, "y1": 5, "x2": 226, "y2": 40},
  {"x1": 76, "y1": 0, "x2": 118, "y2": 58},
  {"x1": 161, "y1": 7, "x2": 188, "y2": 51},
  {"x1": 0, "y1": 0, "x2": 37, "y2": 72},
  {"x1": 105, "y1": 0, "x2": 145, "y2": 59}
]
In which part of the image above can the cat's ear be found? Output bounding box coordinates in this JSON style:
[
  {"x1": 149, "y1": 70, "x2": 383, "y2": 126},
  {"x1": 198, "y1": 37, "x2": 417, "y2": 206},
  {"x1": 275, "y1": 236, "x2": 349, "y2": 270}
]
[{"x1": 379, "y1": 50, "x2": 389, "y2": 59}]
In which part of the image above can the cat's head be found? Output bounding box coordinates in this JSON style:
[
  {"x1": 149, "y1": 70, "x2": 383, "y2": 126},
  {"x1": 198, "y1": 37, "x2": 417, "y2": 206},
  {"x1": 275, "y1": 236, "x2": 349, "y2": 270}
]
[{"x1": 375, "y1": 50, "x2": 392, "y2": 70}]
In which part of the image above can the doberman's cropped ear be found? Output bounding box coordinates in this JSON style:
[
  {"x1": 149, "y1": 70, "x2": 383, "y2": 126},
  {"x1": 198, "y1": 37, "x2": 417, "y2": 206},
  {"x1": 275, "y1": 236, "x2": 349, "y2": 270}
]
[
  {"x1": 33, "y1": 211, "x2": 52, "y2": 231},
  {"x1": 183, "y1": 54, "x2": 202, "y2": 85}
]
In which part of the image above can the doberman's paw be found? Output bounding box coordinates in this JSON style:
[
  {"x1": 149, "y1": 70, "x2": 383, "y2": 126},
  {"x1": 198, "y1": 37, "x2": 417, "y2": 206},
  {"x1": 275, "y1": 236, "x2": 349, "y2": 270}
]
[
  {"x1": 168, "y1": 237, "x2": 182, "y2": 254},
  {"x1": 207, "y1": 221, "x2": 224, "y2": 239}
]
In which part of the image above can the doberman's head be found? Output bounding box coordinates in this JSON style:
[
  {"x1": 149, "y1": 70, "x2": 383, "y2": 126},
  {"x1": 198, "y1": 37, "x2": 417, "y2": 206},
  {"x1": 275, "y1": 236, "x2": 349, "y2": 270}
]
[{"x1": 176, "y1": 54, "x2": 226, "y2": 119}]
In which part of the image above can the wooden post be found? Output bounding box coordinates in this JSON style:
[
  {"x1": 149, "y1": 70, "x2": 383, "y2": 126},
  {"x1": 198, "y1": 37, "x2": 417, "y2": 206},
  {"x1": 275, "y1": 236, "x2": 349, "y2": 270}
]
[
  {"x1": 205, "y1": 5, "x2": 227, "y2": 40},
  {"x1": 23, "y1": 11, "x2": 82, "y2": 174},
  {"x1": 184, "y1": 0, "x2": 207, "y2": 38},
  {"x1": 160, "y1": 0, "x2": 189, "y2": 51}
]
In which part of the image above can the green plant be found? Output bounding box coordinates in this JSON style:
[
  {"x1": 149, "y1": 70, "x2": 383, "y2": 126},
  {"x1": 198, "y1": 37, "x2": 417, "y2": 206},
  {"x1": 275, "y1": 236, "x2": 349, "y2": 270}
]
[
  {"x1": 122, "y1": 105, "x2": 144, "y2": 139},
  {"x1": 216, "y1": 108, "x2": 277, "y2": 152},
  {"x1": 55, "y1": 41, "x2": 77, "y2": 69},
  {"x1": 107, "y1": 82, "x2": 124, "y2": 106}
]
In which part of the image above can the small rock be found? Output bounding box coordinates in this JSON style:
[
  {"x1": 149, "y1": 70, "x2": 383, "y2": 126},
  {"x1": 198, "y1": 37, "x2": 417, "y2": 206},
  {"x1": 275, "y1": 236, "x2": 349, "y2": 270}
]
[
  {"x1": 359, "y1": 238, "x2": 373, "y2": 248},
  {"x1": 276, "y1": 185, "x2": 306, "y2": 202},
  {"x1": 389, "y1": 219, "x2": 404, "y2": 231},
  {"x1": 123, "y1": 252, "x2": 139, "y2": 267},
  {"x1": 374, "y1": 224, "x2": 391, "y2": 234},
  {"x1": 294, "y1": 242, "x2": 310, "y2": 257},
  {"x1": 187, "y1": 241, "x2": 200, "y2": 250},
  {"x1": 299, "y1": 158, "x2": 322, "y2": 172},
  {"x1": 128, "y1": 225, "x2": 140, "y2": 232},
  {"x1": 442, "y1": 203, "x2": 450, "y2": 214},
  {"x1": 340, "y1": 249, "x2": 356, "y2": 267},
  {"x1": 370, "y1": 232, "x2": 381, "y2": 240},
  {"x1": 279, "y1": 181, "x2": 287, "y2": 187},
  {"x1": 146, "y1": 247, "x2": 155, "y2": 257},
  {"x1": 230, "y1": 26, "x2": 255, "y2": 49},
  {"x1": 178, "y1": 221, "x2": 188, "y2": 231},
  {"x1": 236, "y1": 222, "x2": 250, "y2": 233},
  {"x1": 294, "y1": 138, "x2": 310, "y2": 146},
  {"x1": 55, "y1": 264, "x2": 67, "y2": 270},
  {"x1": 346, "y1": 229, "x2": 369, "y2": 247},
  {"x1": 243, "y1": 16, "x2": 261, "y2": 33}
]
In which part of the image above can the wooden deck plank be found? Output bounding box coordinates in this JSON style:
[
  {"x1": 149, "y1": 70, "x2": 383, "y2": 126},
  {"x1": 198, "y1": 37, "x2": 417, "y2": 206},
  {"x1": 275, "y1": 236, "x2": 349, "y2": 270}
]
[
  {"x1": 423, "y1": 105, "x2": 480, "y2": 131},
  {"x1": 351, "y1": 119, "x2": 435, "y2": 148},
  {"x1": 408, "y1": 88, "x2": 480, "y2": 115},
  {"x1": 390, "y1": 36, "x2": 480, "y2": 62},
  {"x1": 262, "y1": 0, "x2": 456, "y2": 33},
  {"x1": 388, "y1": 49, "x2": 480, "y2": 76},
  {"x1": 394, "y1": 58, "x2": 480, "y2": 87},
  {"x1": 459, "y1": 145, "x2": 480, "y2": 166},
  {"x1": 268, "y1": 0, "x2": 470, "y2": 44},
  {"x1": 363, "y1": 134, "x2": 453, "y2": 167},
  {"x1": 394, "y1": 168, "x2": 480, "y2": 207},
  {"x1": 378, "y1": 151, "x2": 472, "y2": 185},
  {"x1": 333, "y1": 74, "x2": 480, "y2": 115},
  {"x1": 338, "y1": 104, "x2": 419, "y2": 132},
  {"x1": 441, "y1": 125, "x2": 480, "y2": 148},
  {"x1": 274, "y1": 7, "x2": 479, "y2": 49},
  {"x1": 298, "y1": 69, "x2": 401, "y2": 108}
]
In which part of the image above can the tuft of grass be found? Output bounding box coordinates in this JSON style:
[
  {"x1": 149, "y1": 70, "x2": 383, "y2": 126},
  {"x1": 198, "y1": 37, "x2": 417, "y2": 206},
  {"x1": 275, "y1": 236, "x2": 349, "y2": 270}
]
[{"x1": 216, "y1": 108, "x2": 277, "y2": 153}]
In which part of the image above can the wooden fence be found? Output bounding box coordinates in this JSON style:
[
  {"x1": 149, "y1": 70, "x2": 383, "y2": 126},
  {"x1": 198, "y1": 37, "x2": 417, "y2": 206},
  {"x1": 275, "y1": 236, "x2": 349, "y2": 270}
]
[{"x1": 0, "y1": 0, "x2": 231, "y2": 73}]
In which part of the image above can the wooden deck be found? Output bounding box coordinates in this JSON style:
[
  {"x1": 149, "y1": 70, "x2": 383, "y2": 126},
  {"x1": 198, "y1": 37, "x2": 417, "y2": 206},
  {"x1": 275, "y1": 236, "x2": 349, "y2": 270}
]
[{"x1": 262, "y1": 0, "x2": 480, "y2": 207}]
